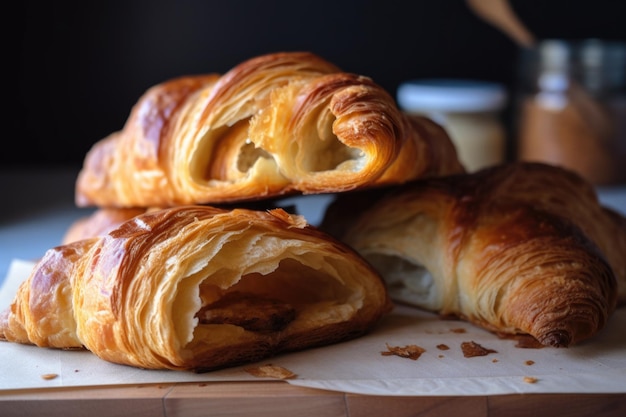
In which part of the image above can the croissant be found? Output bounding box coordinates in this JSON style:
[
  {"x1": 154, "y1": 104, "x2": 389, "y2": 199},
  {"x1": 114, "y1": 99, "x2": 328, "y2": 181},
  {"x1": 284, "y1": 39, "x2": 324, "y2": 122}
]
[
  {"x1": 61, "y1": 200, "x2": 298, "y2": 245},
  {"x1": 0, "y1": 205, "x2": 391, "y2": 371},
  {"x1": 75, "y1": 51, "x2": 464, "y2": 208},
  {"x1": 61, "y1": 207, "x2": 148, "y2": 244},
  {"x1": 323, "y1": 162, "x2": 626, "y2": 347}
]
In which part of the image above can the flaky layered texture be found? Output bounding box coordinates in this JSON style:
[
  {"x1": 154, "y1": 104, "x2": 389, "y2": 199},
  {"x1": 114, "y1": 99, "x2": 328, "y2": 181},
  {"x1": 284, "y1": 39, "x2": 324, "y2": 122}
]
[
  {"x1": 75, "y1": 51, "x2": 463, "y2": 208},
  {"x1": 0, "y1": 206, "x2": 391, "y2": 371},
  {"x1": 61, "y1": 207, "x2": 148, "y2": 244},
  {"x1": 325, "y1": 162, "x2": 626, "y2": 347}
]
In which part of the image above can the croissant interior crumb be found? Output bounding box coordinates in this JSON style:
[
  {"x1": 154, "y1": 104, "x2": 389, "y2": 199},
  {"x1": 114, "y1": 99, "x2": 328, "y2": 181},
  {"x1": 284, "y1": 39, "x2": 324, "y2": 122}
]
[
  {"x1": 196, "y1": 110, "x2": 365, "y2": 183},
  {"x1": 200, "y1": 120, "x2": 275, "y2": 182},
  {"x1": 188, "y1": 257, "x2": 357, "y2": 350},
  {"x1": 364, "y1": 253, "x2": 437, "y2": 309},
  {"x1": 196, "y1": 291, "x2": 296, "y2": 332},
  {"x1": 304, "y1": 123, "x2": 364, "y2": 173},
  {"x1": 237, "y1": 141, "x2": 273, "y2": 173}
]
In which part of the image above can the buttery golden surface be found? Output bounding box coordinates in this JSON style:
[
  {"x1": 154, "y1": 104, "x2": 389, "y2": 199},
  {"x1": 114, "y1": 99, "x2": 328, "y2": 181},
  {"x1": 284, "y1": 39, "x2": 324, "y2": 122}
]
[
  {"x1": 75, "y1": 51, "x2": 464, "y2": 208},
  {"x1": 324, "y1": 162, "x2": 626, "y2": 347},
  {"x1": 0, "y1": 206, "x2": 391, "y2": 371}
]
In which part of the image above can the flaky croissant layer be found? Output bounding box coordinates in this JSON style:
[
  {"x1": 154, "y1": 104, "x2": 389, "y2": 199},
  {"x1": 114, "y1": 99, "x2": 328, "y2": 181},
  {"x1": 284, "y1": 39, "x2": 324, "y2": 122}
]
[
  {"x1": 0, "y1": 206, "x2": 391, "y2": 371},
  {"x1": 325, "y1": 162, "x2": 626, "y2": 347},
  {"x1": 75, "y1": 51, "x2": 464, "y2": 208}
]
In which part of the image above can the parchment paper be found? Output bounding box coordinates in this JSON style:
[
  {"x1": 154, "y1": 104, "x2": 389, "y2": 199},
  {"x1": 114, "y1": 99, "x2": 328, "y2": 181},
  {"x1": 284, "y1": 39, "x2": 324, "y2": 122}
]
[{"x1": 1, "y1": 259, "x2": 625, "y2": 395}]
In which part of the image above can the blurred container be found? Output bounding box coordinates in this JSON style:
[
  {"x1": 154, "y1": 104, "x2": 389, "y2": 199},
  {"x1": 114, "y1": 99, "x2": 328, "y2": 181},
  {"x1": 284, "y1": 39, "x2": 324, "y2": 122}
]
[
  {"x1": 397, "y1": 79, "x2": 507, "y2": 172},
  {"x1": 515, "y1": 39, "x2": 626, "y2": 185}
]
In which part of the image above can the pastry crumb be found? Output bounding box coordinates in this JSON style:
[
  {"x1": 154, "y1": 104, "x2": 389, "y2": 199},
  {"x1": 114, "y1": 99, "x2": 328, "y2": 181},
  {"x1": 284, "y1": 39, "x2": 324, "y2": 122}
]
[
  {"x1": 514, "y1": 335, "x2": 544, "y2": 349},
  {"x1": 523, "y1": 376, "x2": 538, "y2": 384},
  {"x1": 461, "y1": 341, "x2": 497, "y2": 358},
  {"x1": 525, "y1": 360, "x2": 535, "y2": 366},
  {"x1": 381, "y1": 343, "x2": 426, "y2": 360},
  {"x1": 436, "y1": 344, "x2": 450, "y2": 350},
  {"x1": 244, "y1": 364, "x2": 297, "y2": 379},
  {"x1": 41, "y1": 373, "x2": 58, "y2": 380}
]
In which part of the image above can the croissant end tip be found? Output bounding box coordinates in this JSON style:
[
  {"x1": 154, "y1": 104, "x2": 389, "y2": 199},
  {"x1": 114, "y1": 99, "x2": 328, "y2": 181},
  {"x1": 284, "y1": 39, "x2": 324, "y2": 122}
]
[{"x1": 540, "y1": 330, "x2": 572, "y2": 348}]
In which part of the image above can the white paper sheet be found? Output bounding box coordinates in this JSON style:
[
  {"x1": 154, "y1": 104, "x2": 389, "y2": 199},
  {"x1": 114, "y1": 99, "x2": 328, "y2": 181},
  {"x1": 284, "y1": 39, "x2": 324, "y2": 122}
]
[{"x1": 1, "y1": 259, "x2": 625, "y2": 395}]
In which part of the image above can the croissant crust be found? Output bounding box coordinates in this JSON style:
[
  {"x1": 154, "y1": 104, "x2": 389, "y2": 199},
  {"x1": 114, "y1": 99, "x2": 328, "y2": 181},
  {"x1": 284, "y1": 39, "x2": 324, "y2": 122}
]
[
  {"x1": 0, "y1": 206, "x2": 391, "y2": 371},
  {"x1": 75, "y1": 51, "x2": 464, "y2": 208},
  {"x1": 326, "y1": 162, "x2": 626, "y2": 347}
]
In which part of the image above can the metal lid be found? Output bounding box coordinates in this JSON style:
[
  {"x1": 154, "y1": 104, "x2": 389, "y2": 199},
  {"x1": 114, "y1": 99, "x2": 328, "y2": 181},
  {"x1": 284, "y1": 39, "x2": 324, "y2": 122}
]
[{"x1": 397, "y1": 79, "x2": 507, "y2": 113}]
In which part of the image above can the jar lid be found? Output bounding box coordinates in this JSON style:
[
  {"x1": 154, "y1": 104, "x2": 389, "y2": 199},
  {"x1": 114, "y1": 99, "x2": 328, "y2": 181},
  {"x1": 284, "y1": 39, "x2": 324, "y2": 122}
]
[{"x1": 397, "y1": 79, "x2": 507, "y2": 113}]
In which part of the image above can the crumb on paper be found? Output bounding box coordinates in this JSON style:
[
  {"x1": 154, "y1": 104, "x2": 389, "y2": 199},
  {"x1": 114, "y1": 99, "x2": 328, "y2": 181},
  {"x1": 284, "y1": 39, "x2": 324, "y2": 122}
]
[
  {"x1": 436, "y1": 344, "x2": 449, "y2": 350},
  {"x1": 514, "y1": 334, "x2": 544, "y2": 349},
  {"x1": 525, "y1": 360, "x2": 535, "y2": 366},
  {"x1": 492, "y1": 358, "x2": 499, "y2": 363},
  {"x1": 381, "y1": 343, "x2": 426, "y2": 360},
  {"x1": 461, "y1": 341, "x2": 497, "y2": 358},
  {"x1": 450, "y1": 328, "x2": 466, "y2": 334},
  {"x1": 523, "y1": 376, "x2": 538, "y2": 384},
  {"x1": 244, "y1": 364, "x2": 297, "y2": 380},
  {"x1": 41, "y1": 373, "x2": 58, "y2": 380}
]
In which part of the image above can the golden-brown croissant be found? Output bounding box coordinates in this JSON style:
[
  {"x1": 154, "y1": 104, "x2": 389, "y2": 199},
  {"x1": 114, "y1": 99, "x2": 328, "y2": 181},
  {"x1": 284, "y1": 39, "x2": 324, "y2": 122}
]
[
  {"x1": 0, "y1": 205, "x2": 391, "y2": 371},
  {"x1": 61, "y1": 207, "x2": 148, "y2": 244},
  {"x1": 61, "y1": 201, "x2": 298, "y2": 245},
  {"x1": 75, "y1": 51, "x2": 464, "y2": 208},
  {"x1": 323, "y1": 162, "x2": 626, "y2": 347}
]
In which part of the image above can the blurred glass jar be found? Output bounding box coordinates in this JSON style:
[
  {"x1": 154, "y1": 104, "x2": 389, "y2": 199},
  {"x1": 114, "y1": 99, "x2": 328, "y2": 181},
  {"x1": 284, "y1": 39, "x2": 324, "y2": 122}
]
[
  {"x1": 515, "y1": 39, "x2": 626, "y2": 185},
  {"x1": 397, "y1": 79, "x2": 507, "y2": 172}
]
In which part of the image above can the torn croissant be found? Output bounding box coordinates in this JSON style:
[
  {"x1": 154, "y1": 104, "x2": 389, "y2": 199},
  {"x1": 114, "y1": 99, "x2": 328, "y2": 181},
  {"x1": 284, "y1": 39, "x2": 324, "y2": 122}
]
[
  {"x1": 0, "y1": 206, "x2": 391, "y2": 371},
  {"x1": 75, "y1": 51, "x2": 464, "y2": 208},
  {"x1": 325, "y1": 162, "x2": 626, "y2": 347}
]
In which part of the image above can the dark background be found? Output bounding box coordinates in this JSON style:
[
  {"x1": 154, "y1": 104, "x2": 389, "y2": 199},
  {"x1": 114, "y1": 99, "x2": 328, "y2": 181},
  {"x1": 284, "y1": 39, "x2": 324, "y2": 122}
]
[{"x1": 6, "y1": 0, "x2": 626, "y2": 169}]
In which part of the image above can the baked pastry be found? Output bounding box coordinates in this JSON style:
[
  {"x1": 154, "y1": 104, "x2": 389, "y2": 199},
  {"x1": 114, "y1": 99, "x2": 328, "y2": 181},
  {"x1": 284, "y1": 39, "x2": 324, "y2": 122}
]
[
  {"x1": 61, "y1": 200, "x2": 300, "y2": 245},
  {"x1": 0, "y1": 205, "x2": 391, "y2": 371},
  {"x1": 62, "y1": 207, "x2": 148, "y2": 244},
  {"x1": 324, "y1": 162, "x2": 626, "y2": 347},
  {"x1": 75, "y1": 51, "x2": 464, "y2": 208}
]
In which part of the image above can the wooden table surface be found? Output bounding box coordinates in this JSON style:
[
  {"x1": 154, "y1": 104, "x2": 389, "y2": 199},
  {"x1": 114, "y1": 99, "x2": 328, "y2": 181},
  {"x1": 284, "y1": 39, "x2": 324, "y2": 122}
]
[{"x1": 1, "y1": 381, "x2": 625, "y2": 417}]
